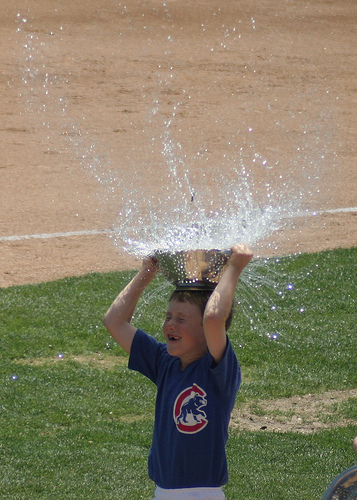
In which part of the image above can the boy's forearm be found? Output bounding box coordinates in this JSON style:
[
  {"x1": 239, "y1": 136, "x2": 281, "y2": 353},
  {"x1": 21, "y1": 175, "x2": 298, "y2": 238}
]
[
  {"x1": 204, "y1": 265, "x2": 241, "y2": 325},
  {"x1": 204, "y1": 244, "x2": 253, "y2": 327},
  {"x1": 105, "y1": 265, "x2": 156, "y2": 325},
  {"x1": 103, "y1": 263, "x2": 157, "y2": 354}
]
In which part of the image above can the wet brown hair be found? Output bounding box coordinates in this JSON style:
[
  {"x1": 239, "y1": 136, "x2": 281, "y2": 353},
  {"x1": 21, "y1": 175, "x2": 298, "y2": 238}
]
[{"x1": 168, "y1": 290, "x2": 234, "y2": 332}]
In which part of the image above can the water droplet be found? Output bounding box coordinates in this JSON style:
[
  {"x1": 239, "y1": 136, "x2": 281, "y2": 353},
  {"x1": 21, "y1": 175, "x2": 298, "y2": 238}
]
[
  {"x1": 270, "y1": 305, "x2": 277, "y2": 311},
  {"x1": 269, "y1": 333, "x2": 279, "y2": 340},
  {"x1": 286, "y1": 283, "x2": 294, "y2": 290},
  {"x1": 58, "y1": 353, "x2": 64, "y2": 359},
  {"x1": 299, "y1": 307, "x2": 305, "y2": 313},
  {"x1": 11, "y1": 375, "x2": 18, "y2": 380}
]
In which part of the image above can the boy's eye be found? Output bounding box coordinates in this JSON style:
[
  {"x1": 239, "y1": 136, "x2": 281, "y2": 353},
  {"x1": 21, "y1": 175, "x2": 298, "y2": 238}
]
[{"x1": 164, "y1": 316, "x2": 185, "y2": 323}]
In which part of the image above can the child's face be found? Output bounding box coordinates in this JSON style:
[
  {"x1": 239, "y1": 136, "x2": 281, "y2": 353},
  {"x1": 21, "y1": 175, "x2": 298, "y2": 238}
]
[{"x1": 163, "y1": 299, "x2": 208, "y2": 368}]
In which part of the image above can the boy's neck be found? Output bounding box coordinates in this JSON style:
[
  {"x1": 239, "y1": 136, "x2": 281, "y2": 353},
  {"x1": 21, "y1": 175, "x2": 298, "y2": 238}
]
[{"x1": 179, "y1": 349, "x2": 208, "y2": 370}]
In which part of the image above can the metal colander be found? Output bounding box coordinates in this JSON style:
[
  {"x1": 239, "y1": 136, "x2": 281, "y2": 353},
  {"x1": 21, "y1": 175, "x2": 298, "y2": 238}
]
[{"x1": 153, "y1": 249, "x2": 232, "y2": 291}]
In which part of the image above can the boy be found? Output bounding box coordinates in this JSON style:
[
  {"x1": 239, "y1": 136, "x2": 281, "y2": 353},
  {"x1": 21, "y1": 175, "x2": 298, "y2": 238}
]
[{"x1": 103, "y1": 244, "x2": 253, "y2": 499}]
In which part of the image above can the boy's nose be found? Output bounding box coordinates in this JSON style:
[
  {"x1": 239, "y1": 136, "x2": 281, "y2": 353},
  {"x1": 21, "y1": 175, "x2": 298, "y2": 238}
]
[{"x1": 165, "y1": 318, "x2": 176, "y2": 331}]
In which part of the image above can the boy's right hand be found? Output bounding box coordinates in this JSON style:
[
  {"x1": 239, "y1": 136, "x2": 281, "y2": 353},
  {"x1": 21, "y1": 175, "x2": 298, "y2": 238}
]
[
  {"x1": 142, "y1": 256, "x2": 159, "y2": 276},
  {"x1": 228, "y1": 244, "x2": 253, "y2": 272}
]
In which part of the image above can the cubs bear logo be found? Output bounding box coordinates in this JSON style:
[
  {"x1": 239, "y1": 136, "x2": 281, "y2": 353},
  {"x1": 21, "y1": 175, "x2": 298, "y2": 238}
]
[{"x1": 173, "y1": 383, "x2": 208, "y2": 434}]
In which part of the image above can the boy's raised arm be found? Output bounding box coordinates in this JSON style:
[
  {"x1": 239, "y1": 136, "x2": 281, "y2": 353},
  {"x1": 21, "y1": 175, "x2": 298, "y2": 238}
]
[
  {"x1": 103, "y1": 258, "x2": 158, "y2": 354},
  {"x1": 203, "y1": 244, "x2": 253, "y2": 365}
]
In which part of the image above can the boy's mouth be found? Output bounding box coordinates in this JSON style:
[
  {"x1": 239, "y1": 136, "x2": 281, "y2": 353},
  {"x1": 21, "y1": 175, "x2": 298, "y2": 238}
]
[{"x1": 168, "y1": 335, "x2": 181, "y2": 341}]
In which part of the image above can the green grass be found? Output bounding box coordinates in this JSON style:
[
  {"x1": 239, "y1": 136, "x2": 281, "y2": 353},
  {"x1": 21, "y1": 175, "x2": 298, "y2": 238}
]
[{"x1": 1, "y1": 247, "x2": 356, "y2": 499}]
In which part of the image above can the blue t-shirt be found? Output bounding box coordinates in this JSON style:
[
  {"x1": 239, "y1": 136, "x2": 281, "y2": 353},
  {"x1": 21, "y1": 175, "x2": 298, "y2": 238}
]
[{"x1": 128, "y1": 329, "x2": 241, "y2": 489}]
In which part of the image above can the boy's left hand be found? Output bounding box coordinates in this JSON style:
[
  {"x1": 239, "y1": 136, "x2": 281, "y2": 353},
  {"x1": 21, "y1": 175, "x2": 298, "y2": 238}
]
[{"x1": 228, "y1": 244, "x2": 253, "y2": 272}]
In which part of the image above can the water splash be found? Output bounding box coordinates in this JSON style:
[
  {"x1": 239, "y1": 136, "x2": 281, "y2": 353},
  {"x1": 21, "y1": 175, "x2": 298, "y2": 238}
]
[
  {"x1": 15, "y1": 7, "x2": 334, "y2": 327},
  {"x1": 15, "y1": 11, "x2": 327, "y2": 263},
  {"x1": 14, "y1": 7, "x2": 336, "y2": 340},
  {"x1": 113, "y1": 112, "x2": 304, "y2": 257}
]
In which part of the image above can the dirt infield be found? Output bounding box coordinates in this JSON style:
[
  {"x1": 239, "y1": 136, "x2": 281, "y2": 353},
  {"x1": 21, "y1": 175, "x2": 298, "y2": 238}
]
[{"x1": 1, "y1": 0, "x2": 356, "y2": 288}]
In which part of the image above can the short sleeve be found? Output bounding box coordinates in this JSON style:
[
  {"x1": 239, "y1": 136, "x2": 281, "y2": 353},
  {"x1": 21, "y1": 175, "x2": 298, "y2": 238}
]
[
  {"x1": 210, "y1": 337, "x2": 241, "y2": 400},
  {"x1": 128, "y1": 329, "x2": 168, "y2": 384}
]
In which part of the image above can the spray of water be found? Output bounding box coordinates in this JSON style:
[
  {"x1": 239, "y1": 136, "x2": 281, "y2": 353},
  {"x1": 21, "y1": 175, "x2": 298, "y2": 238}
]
[
  {"x1": 15, "y1": 8, "x2": 331, "y2": 336},
  {"x1": 15, "y1": 10, "x2": 325, "y2": 260}
]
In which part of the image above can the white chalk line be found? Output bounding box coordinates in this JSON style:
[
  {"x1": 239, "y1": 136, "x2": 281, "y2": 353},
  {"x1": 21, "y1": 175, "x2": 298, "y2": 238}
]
[
  {"x1": 322, "y1": 207, "x2": 357, "y2": 214},
  {"x1": 0, "y1": 228, "x2": 117, "y2": 242},
  {"x1": 0, "y1": 207, "x2": 356, "y2": 243}
]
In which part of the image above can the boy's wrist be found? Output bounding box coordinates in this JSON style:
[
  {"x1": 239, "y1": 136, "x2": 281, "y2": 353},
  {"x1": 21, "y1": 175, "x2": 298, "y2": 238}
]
[
  {"x1": 140, "y1": 259, "x2": 159, "y2": 278},
  {"x1": 226, "y1": 261, "x2": 244, "y2": 277}
]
